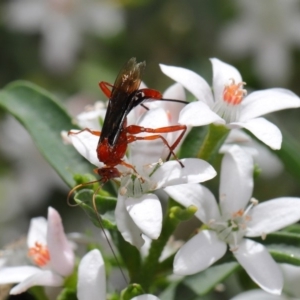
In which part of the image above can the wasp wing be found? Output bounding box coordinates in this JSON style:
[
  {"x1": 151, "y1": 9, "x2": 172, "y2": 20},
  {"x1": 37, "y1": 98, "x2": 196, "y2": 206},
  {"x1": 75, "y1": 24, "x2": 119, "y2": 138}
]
[{"x1": 100, "y1": 58, "x2": 145, "y2": 147}]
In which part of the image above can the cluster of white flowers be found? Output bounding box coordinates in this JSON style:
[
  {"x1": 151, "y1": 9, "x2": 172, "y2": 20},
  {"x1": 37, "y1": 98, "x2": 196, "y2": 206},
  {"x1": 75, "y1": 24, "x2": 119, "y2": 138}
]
[{"x1": 1, "y1": 58, "x2": 300, "y2": 298}]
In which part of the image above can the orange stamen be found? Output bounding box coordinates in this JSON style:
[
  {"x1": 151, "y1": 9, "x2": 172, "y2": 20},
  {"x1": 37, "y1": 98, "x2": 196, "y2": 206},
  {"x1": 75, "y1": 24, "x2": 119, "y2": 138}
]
[
  {"x1": 28, "y1": 242, "x2": 50, "y2": 267},
  {"x1": 232, "y1": 209, "x2": 244, "y2": 217},
  {"x1": 223, "y1": 79, "x2": 247, "y2": 105}
]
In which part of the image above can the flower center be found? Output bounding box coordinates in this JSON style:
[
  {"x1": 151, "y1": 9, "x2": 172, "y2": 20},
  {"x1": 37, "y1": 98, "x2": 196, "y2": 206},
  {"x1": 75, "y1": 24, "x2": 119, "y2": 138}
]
[
  {"x1": 119, "y1": 161, "x2": 162, "y2": 197},
  {"x1": 213, "y1": 79, "x2": 247, "y2": 123},
  {"x1": 28, "y1": 242, "x2": 50, "y2": 267},
  {"x1": 223, "y1": 79, "x2": 247, "y2": 106},
  {"x1": 210, "y1": 199, "x2": 257, "y2": 250}
]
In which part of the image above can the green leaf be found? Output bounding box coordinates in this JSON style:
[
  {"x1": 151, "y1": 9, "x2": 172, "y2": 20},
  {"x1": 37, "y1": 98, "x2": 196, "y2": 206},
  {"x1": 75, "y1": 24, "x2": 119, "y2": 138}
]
[
  {"x1": 29, "y1": 286, "x2": 49, "y2": 300},
  {"x1": 276, "y1": 129, "x2": 300, "y2": 181},
  {"x1": 253, "y1": 231, "x2": 300, "y2": 265},
  {"x1": 158, "y1": 281, "x2": 180, "y2": 300},
  {"x1": 182, "y1": 262, "x2": 239, "y2": 296},
  {"x1": 57, "y1": 288, "x2": 77, "y2": 300},
  {"x1": 0, "y1": 81, "x2": 93, "y2": 187},
  {"x1": 179, "y1": 126, "x2": 208, "y2": 159},
  {"x1": 74, "y1": 189, "x2": 117, "y2": 230}
]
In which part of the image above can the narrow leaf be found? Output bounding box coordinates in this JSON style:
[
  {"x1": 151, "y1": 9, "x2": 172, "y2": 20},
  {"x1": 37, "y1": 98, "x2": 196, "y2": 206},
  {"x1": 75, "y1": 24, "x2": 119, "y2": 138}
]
[
  {"x1": 0, "y1": 81, "x2": 93, "y2": 187},
  {"x1": 182, "y1": 262, "x2": 239, "y2": 296}
]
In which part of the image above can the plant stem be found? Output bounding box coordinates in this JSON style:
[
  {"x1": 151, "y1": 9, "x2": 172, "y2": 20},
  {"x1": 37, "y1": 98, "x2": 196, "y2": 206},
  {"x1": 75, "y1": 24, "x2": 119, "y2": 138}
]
[
  {"x1": 197, "y1": 123, "x2": 230, "y2": 162},
  {"x1": 139, "y1": 199, "x2": 180, "y2": 291}
]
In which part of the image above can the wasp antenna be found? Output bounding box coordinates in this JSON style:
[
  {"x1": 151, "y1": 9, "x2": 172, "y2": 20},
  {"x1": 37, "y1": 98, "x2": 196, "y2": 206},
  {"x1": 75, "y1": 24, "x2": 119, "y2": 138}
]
[
  {"x1": 160, "y1": 98, "x2": 188, "y2": 104},
  {"x1": 140, "y1": 103, "x2": 149, "y2": 111},
  {"x1": 67, "y1": 180, "x2": 101, "y2": 207},
  {"x1": 92, "y1": 185, "x2": 129, "y2": 286}
]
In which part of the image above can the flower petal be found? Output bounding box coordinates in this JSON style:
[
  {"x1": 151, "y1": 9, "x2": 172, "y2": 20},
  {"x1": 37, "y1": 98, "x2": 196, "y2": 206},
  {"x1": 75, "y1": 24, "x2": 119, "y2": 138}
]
[
  {"x1": 230, "y1": 289, "x2": 283, "y2": 300},
  {"x1": 173, "y1": 230, "x2": 227, "y2": 275},
  {"x1": 210, "y1": 58, "x2": 243, "y2": 103},
  {"x1": 179, "y1": 101, "x2": 225, "y2": 126},
  {"x1": 246, "y1": 197, "x2": 300, "y2": 237},
  {"x1": 68, "y1": 129, "x2": 102, "y2": 167},
  {"x1": 125, "y1": 194, "x2": 162, "y2": 239},
  {"x1": 76, "y1": 106, "x2": 106, "y2": 130},
  {"x1": 77, "y1": 249, "x2": 106, "y2": 300},
  {"x1": 240, "y1": 88, "x2": 300, "y2": 122},
  {"x1": 153, "y1": 158, "x2": 217, "y2": 189},
  {"x1": 164, "y1": 183, "x2": 220, "y2": 223},
  {"x1": 162, "y1": 83, "x2": 186, "y2": 128},
  {"x1": 219, "y1": 146, "x2": 254, "y2": 215},
  {"x1": 115, "y1": 195, "x2": 145, "y2": 249},
  {"x1": 131, "y1": 295, "x2": 160, "y2": 300},
  {"x1": 234, "y1": 239, "x2": 283, "y2": 295},
  {"x1": 130, "y1": 107, "x2": 169, "y2": 166},
  {"x1": 159, "y1": 64, "x2": 214, "y2": 106},
  {"x1": 47, "y1": 207, "x2": 74, "y2": 276},
  {"x1": 230, "y1": 118, "x2": 282, "y2": 150},
  {"x1": 27, "y1": 217, "x2": 47, "y2": 248},
  {"x1": 10, "y1": 270, "x2": 63, "y2": 295},
  {"x1": 281, "y1": 263, "x2": 300, "y2": 298},
  {"x1": 0, "y1": 266, "x2": 41, "y2": 284}
]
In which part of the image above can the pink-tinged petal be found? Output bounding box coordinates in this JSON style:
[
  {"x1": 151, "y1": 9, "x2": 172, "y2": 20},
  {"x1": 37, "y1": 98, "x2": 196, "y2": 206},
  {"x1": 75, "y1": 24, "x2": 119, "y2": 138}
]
[
  {"x1": 230, "y1": 118, "x2": 282, "y2": 150},
  {"x1": 159, "y1": 64, "x2": 214, "y2": 106},
  {"x1": 10, "y1": 270, "x2": 63, "y2": 295},
  {"x1": 219, "y1": 146, "x2": 254, "y2": 215},
  {"x1": 68, "y1": 129, "x2": 102, "y2": 167},
  {"x1": 116, "y1": 195, "x2": 145, "y2": 249},
  {"x1": 131, "y1": 295, "x2": 160, "y2": 300},
  {"x1": 130, "y1": 108, "x2": 169, "y2": 166},
  {"x1": 162, "y1": 83, "x2": 186, "y2": 125},
  {"x1": 179, "y1": 101, "x2": 225, "y2": 126},
  {"x1": 0, "y1": 266, "x2": 41, "y2": 284},
  {"x1": 27, "y1": 217, "x2": 47, "y2": 248},
  {"x1": 164, "y1": 183, "x2": 220, "y2": 223},
  {"x1": 125, "y1": 194, "x2": 162, "y2": 240},
  {"x1": 234, "y1": 239, "x2": 283, "y2": 295},
  {"x1": 47, "y1": 207, "x2": 74, "y2": 276},
  {"x1": 240, "y1": 89, "x2": 300, "y2": 122},
  {"x1": 173, "y1": 230, "x2": 227, "y2": 275},
  {"x1": 230, "y1": 289, "x2": 283, "y2": 300},
  {"x1": 77, "y1": 249, "x2": 106, "y2": 300},
  {"x1": 210, "y1": 58, "x2": 243, "y2": 103},
  {"x1": 153, "y1": 158, "x2": 217, "y2": 189},
  {"x1": 246, "y1": 197, "x2": 300, "y2": 237}
]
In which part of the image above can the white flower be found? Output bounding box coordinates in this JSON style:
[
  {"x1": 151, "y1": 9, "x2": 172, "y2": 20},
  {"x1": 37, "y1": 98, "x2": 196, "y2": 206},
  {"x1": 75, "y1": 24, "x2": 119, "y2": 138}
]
[
  {"x1": 218, "y1": 0, "x2": 300, "y2": 85},
  {"x1": 77, "y1": 249, "x2": 160, "y2": 300},
  {"x1": 69, "y1": 107, "x2": 216, "y2": 249},
  {"x1": 3, "y1": 0, "x2": 124, "y2": 73},
  {"x1": 221, "y1": 129, "x2": 283, "y2": 178},
  {"x1": 160, "y1": 58, "x2": 300, "y2": 150},
  {"x1": 164, "y1": 145, "x2": 300, "y2": 294},
  {"x1": 0, "y1": 207, "x2": 75, "y2": 294},
  {"x1": 230, "y1": 289, "x2": 287, "y2": 300}
]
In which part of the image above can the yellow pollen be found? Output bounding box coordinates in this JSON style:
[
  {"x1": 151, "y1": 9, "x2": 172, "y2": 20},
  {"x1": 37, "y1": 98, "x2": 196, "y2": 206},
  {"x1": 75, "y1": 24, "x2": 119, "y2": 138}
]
[
  {"x1": 223, "y1": 79, "x2": 247, "y2": 105},
  {"x1": 28, "y1": 242, "x2": 50, "y2": 267}
]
